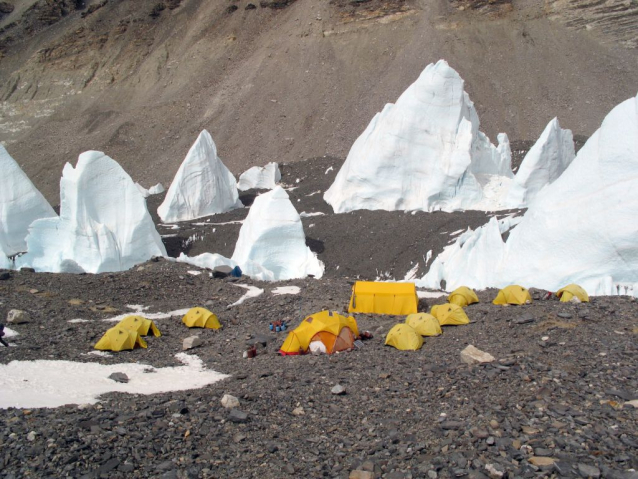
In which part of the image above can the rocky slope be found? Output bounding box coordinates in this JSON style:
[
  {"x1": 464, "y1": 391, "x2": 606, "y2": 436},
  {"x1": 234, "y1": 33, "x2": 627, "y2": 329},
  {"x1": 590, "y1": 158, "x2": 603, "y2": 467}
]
[{"x1": 0, "y1": 0, "x2": 636, "y2": 204}]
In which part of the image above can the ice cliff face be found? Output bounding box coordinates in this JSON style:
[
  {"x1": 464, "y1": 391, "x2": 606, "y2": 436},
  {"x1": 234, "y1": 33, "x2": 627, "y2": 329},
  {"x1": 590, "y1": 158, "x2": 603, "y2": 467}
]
[
  {"x1": 158, "y1": 130, "x2": 241, "y2": 223},
  {"x1": 324, "y1": 60, "x2": 511, "y2": 214},
  {"x1": 418, "y1": 94, "x2": 638, "y2": 295},
  {"x1": 505, "y1": 118, "x2": 575, "y2": 208},
  {"x1": 17, "y1": 151, "x2": 166, "y2": 273},
  {"x1": 0, "y1": 145, "x2": 56, "y2": 258},
  {"x1": 237, "y1": 162, "x2": 281, "y2": 191}
]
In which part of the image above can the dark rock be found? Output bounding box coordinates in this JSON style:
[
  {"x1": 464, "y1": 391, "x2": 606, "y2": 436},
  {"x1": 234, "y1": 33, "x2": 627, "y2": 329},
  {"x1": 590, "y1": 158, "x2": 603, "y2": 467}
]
[
  {"x1": 440, "y1": 421, "x2": 465, "y2": 430},
  {"x1": 0, "y1": 271, "x2": 10, "y2": 280},
  {"x1": 245, "y1": 3, "x2": 257, "y2": 9},
  {"x1": 108, "y1": 372, "x2": 129, "y2": 383},
  {"x1": 577, "y1": 464, "x2": 600, "y2": 478},
  {"x1": 513, "y1": 315, "x2": 535, "y2": 324},
  {"x1": 228, "y1": 409, "x2": 248, "y2": 423}
]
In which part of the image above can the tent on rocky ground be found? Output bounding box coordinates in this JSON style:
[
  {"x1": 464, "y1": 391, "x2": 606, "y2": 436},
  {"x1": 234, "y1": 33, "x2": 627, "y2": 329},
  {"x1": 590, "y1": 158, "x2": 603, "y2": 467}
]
[
  {"x1": 556, "y1": 284, "x2": 589, "y2": 303},
  {"x1": 405, "y1": 313, "x2": 442, "y2": 336},
  {"x1": 430, "y1": 303, "x2": 470, "y2": 326},
  {"x1": 348, "y1": 281, "x2": 418, "y2": 315},
  {"x1": 385, "y1": 324, "x2": 423, "y2": 351},
  {"x1": 279, "y1": 310, "x2": 358, "y2": 355},
  {"x1": 94, "y1": 327, "x2": 147, "y2": 352},
  {"x1": 117, "y1": 315, "x2": 161, "y2": 337},
  {"x1": 493, "y1": 285, "x2": 532, "y2": 305},
  {"x1": 182, "y1": 308, "x2": 221, "y2": 329},
  {"x1": 448, "y1": 287, "x2": 479, "y2": 308}
]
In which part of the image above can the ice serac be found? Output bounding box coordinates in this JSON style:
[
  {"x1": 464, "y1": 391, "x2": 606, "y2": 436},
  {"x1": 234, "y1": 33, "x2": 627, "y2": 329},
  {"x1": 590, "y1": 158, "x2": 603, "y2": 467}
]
[
  {"x1": 158, "y1": 130, "x2": 242, "y2": 223},
  {"x1": 0, "y1": 145, "x2": 56, "y2": 257},
  {"x1": 231, "y1": 186, "x2": 324, "y2": 280},
  {"x1": 17, "y1": 151, "x2": 167, "y2": 273},
  {"x1": 323, "y1": 60, "x2": 511, "y2": 213},
  {"x1": 237, "y1": 162, "x2": 281, "y2": 191},
  {"x1": 506, "y1": 118, "x2": 575, "y2": 208},
  {"x1": 418, "y1": 94, "x2": 638, "y2": 295}
]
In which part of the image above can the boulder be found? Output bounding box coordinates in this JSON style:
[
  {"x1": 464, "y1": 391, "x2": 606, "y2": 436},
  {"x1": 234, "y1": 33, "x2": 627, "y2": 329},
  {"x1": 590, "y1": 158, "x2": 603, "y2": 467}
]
[
  {"x1": 460, "y1": 345, "x2": 495, "y2": 365},
  {"x1": 182, "y1": 336, "x2": 202, "y2": 350},
  {"x1": 221, "y1": 394, "x2": 240, "y2": 409},
  {"x1": 7, "y1": 309, "x2": 29, "y2": 324}
]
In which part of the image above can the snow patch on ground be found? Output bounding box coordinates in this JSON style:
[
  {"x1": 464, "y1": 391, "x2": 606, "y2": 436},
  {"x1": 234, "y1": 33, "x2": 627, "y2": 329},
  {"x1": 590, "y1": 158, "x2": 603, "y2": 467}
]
[
  {"x1": 4, "y1": 326, "x2": 18, "y2": 338},
  {"x1": 188, "y1": 270, "x2": 202, "y2": 276},
  {"x1": 230, "y1": 284, "x2": 264, "y2": 307},
  {"x1": 272, "y1": 286, "x2": 301, "y2": 295},
  {"x1": 299, "y1": 212, "x2": 326, "y2": 218},
  {"x1": 417, "y1": 290, "x2": 447, "y2": 299},
  {"x1": 102, "y1": 308, "x2": 191, "y2": 323},
  {"x1": 68, "y1": 318, "x2": 91, "y2": 324},
  {"x1": 0, "y1": 354, "x2": 228, "y2": 409}
]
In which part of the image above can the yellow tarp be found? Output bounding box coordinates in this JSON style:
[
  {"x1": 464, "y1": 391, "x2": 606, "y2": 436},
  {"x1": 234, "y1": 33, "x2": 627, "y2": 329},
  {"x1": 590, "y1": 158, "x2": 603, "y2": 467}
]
[
  {"x1": 279, "y1": 311, "x2": 358, "y2": 355},
  {"x1": 556, "y1": 284, "x2": 589, "y2": 303},
  {"x1": 348, "y1": 281, "x2": 418, "y2": 315},
  {"x1": 182, "y1": 307, "x2": 221, "y2": 329},
  {"x1": 117, "y1": 315, "x2": 161, "y2": 337},
  {"x1": 385, "y1": 324, "x2": 423, "y2": 351},
  {"x1": 94, "y1": 327, "x2": 147, "y2": 352},
  {"x1": 448, "y1": 286, "x2": 479, "y2": 308},
  {"x1": 430, "y1": 303, "x2": 470, "y2": 326},
  {"x1": 493, "y1": 285, "x2": 532, "y2": 305},
  {"x1": 405, "y1": 313, "x2": 442, "y2": 336}
]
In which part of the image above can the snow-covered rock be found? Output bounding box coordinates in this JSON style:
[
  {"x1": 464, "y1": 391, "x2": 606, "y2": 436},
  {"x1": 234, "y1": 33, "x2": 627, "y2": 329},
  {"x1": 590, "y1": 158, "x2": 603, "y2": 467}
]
[
  {"x1": 158, "y1": 130, "x2": 241, "y2": 223},
  {"x1": 323, "y1": 60, "x2": 511, "y2": 213},
  {"x1": 418, "y1": 94, "x2": 638, "y2": 295},
  {"x1": 231, "y1": 186, "x2": 324, "y2": 280},
  {"x1": 505, "y1": 118, "x2": 575, "y2": 208},
  {"x1": 237, "y1": 162, "x2": 281, "y2": 191},
  {"x1": 0, "y1": 145, "x2": 56, "y2": 257},
  {"x1": 17, "y1": 151, "x2": 166, "y2": 273}
]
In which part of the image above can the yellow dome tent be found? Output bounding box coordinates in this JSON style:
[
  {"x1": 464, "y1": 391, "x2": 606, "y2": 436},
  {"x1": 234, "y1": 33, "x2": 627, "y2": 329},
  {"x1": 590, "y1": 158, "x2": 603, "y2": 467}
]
[
  {"x1": 182, "y1": 307, "x2": 221, "y2": 329},
  {"x1": 448, "y1": 286, "x2": 479, "y2": 308},
  {"x1": 348, "y1": 281, "x2": 418, "y2": 315},
  {"x1": 385, "y1": 324, "x2": 423, "y2": 351},
  {"x1": 493, "y1": 285, "x2": 532, "y2": 305},
  {"x1": 556, "y1": 284, "x2": 589, "y2": 303},
  {"x1": 430, "y1": 303, "x2": 470, "y2": 326},
  {"x1": 279, "y1": 311, "x2": 358, "y2": 356},
  {"x1": 117, "y1": 315, "x2": 161, "y2": 337},
  {"x1": 94, "y1": 327, "x2": 147, "y2": 352},
  {"x1": 405, "y1": 313, "x2": 442, "y2": 336}
]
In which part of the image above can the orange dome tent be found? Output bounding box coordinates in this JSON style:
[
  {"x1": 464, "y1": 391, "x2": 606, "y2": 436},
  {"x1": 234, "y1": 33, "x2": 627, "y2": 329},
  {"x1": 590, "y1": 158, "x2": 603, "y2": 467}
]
[{"x1": 279, "y1": 311, "x2": 358, "y2": 356}]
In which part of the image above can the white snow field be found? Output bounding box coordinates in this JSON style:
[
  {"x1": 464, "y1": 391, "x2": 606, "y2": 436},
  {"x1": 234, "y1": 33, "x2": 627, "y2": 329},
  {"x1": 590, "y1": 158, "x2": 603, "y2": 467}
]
[
  {"x1": 0, "y1": 353, "x2": 228, "y2": 409},
  {"x1": 0, "y1": 145, "x2": 56, "y2": 258},
  {"x1": 505, "y1": 118, "x2": 575, "y2": 208},
  {"x1": 177, "y1": 187, "x2": 324, "y2": 281},
  {"x1": 237, "y1": 162, "x2": 281, "y2": 191},
  {"x1": 324, "y1": 60, "x2": 513, "y2": 214},
  {"x1": 16, "y1": 151, "x2": 167, "y2": 273},
  {"x1": 418, "y1": 94, "x2": 638, "y2": 295},
  {"x1": 158, "y1": 130, "x2": 242, "y2": 223}
]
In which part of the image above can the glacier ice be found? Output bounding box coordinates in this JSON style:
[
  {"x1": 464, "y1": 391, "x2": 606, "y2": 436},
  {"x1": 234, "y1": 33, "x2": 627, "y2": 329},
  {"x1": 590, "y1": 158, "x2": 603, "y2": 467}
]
[
  {"x1": 505, "y1": 118, "x2": 575, "y2": 208},
  {"x1": 418, "y1": 94, "x2": 638, "y2": 295},
  {"x1": 237, "y1": 162, "x2": 281, "y2": 191},
  {"x1": 17, "y1": 151, "x2": 167, "y2": 273},
  {"x1": 158, "y1": 130, "x2": 241, "y2": 223},
  {"x1": 323, "y1": 60, "x2": 512, "y2": 213},
  {"x1": 0, "y1": 145, "x2": 56, "y2": 257},
  {"x1": 177, "y1": 186, "x2": 324, "y2": 281},
  {"x1": 135, "y1": 182, "x2": 165, "y2": 198}
]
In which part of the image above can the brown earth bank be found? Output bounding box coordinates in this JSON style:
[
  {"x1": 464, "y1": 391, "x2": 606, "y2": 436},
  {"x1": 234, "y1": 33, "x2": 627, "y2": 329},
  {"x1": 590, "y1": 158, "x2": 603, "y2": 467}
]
[
  {"x1": 0, "y1": 0, "x2": 636, "y2": 204},
  {"x1": 0, "y1": 261, "x2": 637, "y2": 478}
]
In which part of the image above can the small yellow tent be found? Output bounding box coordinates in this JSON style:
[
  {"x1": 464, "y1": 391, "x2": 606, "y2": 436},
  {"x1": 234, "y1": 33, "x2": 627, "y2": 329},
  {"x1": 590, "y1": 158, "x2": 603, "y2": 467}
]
[
  {"x1": 117, "y1": 315, "x2": 161, "y2": 337},
  {"x1": 405, "y1": 313, "x2": 442, "y2": 336},
  {"x1": 385, "y1": 324, "x2": 423, "y2": 351},
  {"x1": 348, "y1": 281, "x2": 418, "y2": 315},
  {"x1": 448, "y1": 287, "x2": 479, "y2": 308},
  {"x1": 556, "y1": 284, "x2": 589, "y2": 303},
  {"x1": 430, "y1": 303, "x2": 470, "y2": 326},
  {"x1": 279, "y1": 311, "x2": 358, "y2": 355},
  {"x1": 94, "y1": 327, "x2": 147, "y2": 352},
  {"x1": 182, "y1": 307, "x2": 221, "y2": 329},
  {"x1": 493, "y1": 285, "x2": 532, "y2": 305}
]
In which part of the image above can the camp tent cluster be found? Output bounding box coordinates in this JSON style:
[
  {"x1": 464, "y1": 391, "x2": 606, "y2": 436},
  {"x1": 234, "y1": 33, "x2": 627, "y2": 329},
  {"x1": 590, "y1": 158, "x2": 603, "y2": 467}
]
[{"x1": 94, "y1": 307, "x2": 221, "y2": 352}]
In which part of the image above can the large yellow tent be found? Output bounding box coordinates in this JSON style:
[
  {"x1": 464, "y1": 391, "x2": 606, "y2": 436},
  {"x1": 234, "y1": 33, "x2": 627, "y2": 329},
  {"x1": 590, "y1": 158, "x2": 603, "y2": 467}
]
[
  {"x1": 279, "y1": 311, "x2": 359, "y2": 355},
  {"x1": 117, "y1": 315, "x2": 161, "y2": 337},
  {"x1": 94, "y1": 327, "x2": 147, "y2": 352},
  {"x1": 182, "y1": 307, "x2": 221, "y2": 329},
  {"x1": 430, "y1": 303, "x2": 470, "y2": 326},
  {"x1": 405, "y1": 313, "x2": 442, "y2": 336},
  {"x1": 556, "y1": 284, "x2": 589, "y2": 303},
  {"x1": 493, "y1": 285, "x2": 532, "y2": 305},
  {"x1": 385, "y1": 324, "x2": 423, "y2": 351},
  {"x1": 348, "y1": 281, "x2": 418, "y2": 315},
  {"x1": 448, "y1": 287, "x2": 479, "y2": 308}
]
